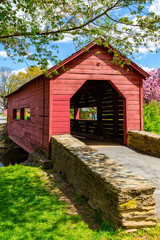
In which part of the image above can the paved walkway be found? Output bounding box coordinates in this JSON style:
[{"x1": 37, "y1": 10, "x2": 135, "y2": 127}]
[
  {"x1": 79, "y1": 138, "x2": 160, "y2": 219},
  {"x1": 0, "y1": 116, "x2": 6, "y2": 124}
]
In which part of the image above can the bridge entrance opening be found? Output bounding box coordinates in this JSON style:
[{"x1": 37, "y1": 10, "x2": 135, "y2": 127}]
[{"x1": 70, "y1": 80, "x2": 124, "y2": 144}]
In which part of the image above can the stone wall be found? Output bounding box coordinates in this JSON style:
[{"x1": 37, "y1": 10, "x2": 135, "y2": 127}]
[
  {"x1": 51, "y1": 134, "x2": 157, "y2": 231},
  {"x1": 128, "y1": 131, "x2": 160, "y2": 158}
]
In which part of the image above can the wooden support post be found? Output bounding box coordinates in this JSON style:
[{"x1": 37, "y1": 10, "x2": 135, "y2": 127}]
[
  {"x1": 96, "y1": 94, "x2": 108, "y2": 138},
  {"x1": 113, "y1": 90, "x2": 119, "y2": 140},
  {"x1": 97, "y1": 101, "x2": 102, "y2": 123},
  {"x1": 20, "y1": 108, "x2": 24, "y2": 120},
  {"x1": 13, "y1": 109, "x2": 16, "y2": 119},
  {"x1": 139, "y1": 78, "x2": 144, "y2": 131},
  {"x1": 75, "y1": 108, "x2": 79, "y2": 119},
  {"x1": 72, "y1": 107, "x2": 80, "y2": 133}
]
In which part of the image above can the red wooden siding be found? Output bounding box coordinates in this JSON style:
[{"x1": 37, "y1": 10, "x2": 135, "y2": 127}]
[
  {"x1": 49, "y1": 45, "x2": 143, "y2": 145},
  {"x1": 7, "y1": 78, "x2": 49, "y2": 153},
  {"x1": 7, "y1": 43, "x2": 145, "y2": 152}
]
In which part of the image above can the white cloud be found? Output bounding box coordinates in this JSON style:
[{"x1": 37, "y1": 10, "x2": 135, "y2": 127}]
[
  {"x1": 47, "y1": 60, "x2": 53, "y2": 68},
  {"x1": 139, "y1": 49, "x2": 149, "y2": 54},
  {"x1": 138, "y1": 41, "x2": 160, "y2": 54},
  {"x1": 142, "y1": 66, "x2": 155, "y2": 72},
  {"x1": 0, "y1": 51, "x2": 8, "y2": 58},
  {"x1": 138, "y1": 47, "x2": 151, "y2": 54},
  {"x1": 55, "y1": 34, "x2": 73, "y2": 44},
  {"x1": 149, "y1": 0, "x2": 160, "y2": 15},
  {"x1": 114, "y1": 14, "x2": 160, "y2": 54},
  {"x1": 11, "y1": 68, "x2": 27, "y2": 75},
  {"x1": 135, "y1": 55, "x2": 143, "y2": 60}
]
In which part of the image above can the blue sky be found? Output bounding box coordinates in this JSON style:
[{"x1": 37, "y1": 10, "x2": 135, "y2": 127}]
[
  {"x1": 0, "y1": 39, "x2": 159, "y2": 74},
  {"x1": 0, "y1": 0, "x2": 160, "y2": 74}
]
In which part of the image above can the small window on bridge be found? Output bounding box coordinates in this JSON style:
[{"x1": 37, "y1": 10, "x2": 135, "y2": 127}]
[
  {"x1": 79, "y1": 107, "x2": 97, "y2": 120},
  {"x1": 24, "y1": 108, "x2": 31, "y2": 120},
  {"x1": 13, "y1": 109, "x2": 20, "y2": 120}
]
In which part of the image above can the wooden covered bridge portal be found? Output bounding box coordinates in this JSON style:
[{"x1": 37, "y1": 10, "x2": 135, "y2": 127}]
[{"x1": 70, "y1": 80, "x2": 124, "y2": 143}]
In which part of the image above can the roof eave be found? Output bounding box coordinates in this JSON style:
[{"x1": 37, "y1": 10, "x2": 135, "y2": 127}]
[{"x1": 6, "y1": 38, "x2": 150, "y2": 98}]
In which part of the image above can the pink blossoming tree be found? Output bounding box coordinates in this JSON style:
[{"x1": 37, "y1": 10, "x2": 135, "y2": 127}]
[
  {"x1": 143, "y1": 68, "x2": 160, "y2": 104},
  {"x1": 143, "y1": 68, "x2": 160, "y2": 134}
]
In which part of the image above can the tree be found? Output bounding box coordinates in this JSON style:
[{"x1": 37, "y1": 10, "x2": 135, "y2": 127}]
[
  {"x1": 143, "y1": 68, "x2": 160, "y2": 104},
  {"x1": 0, "y1": 67, "x2": 11, "y2": 109},
  {"x1": 143, "y1": 101, "x2": 160, "y2": 134},
  {"x1": 0, "y1": 0, "x2": 160, "y2": 68},
  {"x1": 8, "y1": 66, "x2": 43, "y2": 94},
  {"x1": 143, "y1": 68, "x2": 160, "y2": 134}
]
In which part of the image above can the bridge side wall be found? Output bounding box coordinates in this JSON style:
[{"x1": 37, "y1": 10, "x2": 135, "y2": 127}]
[
  {"x1": 128, "y1": 131, "x2": 160, "y2": 158},
  {"x1": 7, "y1": 78, "x2": 49, "y2": 153},
  {"x1": 51, "y1": 134, "x2": 156, "y2": 231}
]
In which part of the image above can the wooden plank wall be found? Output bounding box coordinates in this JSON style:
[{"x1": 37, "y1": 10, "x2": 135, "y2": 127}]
[
  {"x1": 7, "y1": 78, "x2": 49, "y2": 153},
  {"x1": 50, "y1": 45, "x2": 143, "y2": 144}
]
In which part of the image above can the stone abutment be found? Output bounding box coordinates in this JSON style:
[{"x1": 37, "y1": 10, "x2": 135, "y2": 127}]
[{"x1": 51, "y1": 134, "x2": 157, "y2": 231}]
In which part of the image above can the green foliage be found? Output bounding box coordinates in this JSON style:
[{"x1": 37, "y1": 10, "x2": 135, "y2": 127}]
[
  {"x1": 143, "y1": 101, "x2": 160, "y2": 134},
  {"x1": 70, "y1": 108, "x2": 97, "y2": 120},
  {"x1": 79, "y1": 107, "x2": 97, "y2": 120},
  {"x1": 8, "y1": 66, "x2": 43, "y2": 93},
  {"x1": 0, "y1": 124, "x2": 10, "y2": 143},
  {"x1": 2, "y1": 131, "x2": 10, "y2": 143},
  {"x1": 0, "y1": 1, "x2": 160, "y2": 68},
  {"x1": 70, "y1": 108, "x2": 74, "y2": 119},
  {"x1": 0, "y1": 165, "x2": 160, "y2": 240}
]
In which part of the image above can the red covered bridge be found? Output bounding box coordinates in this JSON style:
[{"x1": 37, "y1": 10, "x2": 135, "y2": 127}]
[{"x1": 6, "y1": 40, "x2": 149, "y2": 153}]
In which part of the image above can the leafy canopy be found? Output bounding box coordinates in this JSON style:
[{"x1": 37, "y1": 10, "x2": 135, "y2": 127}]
[{"x1": 0, "y1": 0, "x2": 160, "y2": 68}]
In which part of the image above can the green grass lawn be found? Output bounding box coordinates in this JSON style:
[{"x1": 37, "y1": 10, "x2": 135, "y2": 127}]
[{"x1": 0, "y1": 165, "x2": 160, "y2": 240}]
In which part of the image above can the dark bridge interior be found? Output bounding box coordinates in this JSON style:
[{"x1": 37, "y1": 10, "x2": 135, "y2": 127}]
[{"x1": 70, "y1": 80, "x2": 124, "y2": 143}]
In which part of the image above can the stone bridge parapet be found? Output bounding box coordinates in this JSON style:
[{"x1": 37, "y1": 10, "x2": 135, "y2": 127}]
[
  {"x1": 128, "y1": 131, "x2": 160, "y2": 158},
  {"x1": 51, "y1": 134, "x2": 157, "y2": 231}
]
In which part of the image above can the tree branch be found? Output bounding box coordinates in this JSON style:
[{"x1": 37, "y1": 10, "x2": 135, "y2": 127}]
[
  {"x1": 105, "y1": 13, "x2": 142, "y2": 27},
  {"x1": 0, "y1": 0, "x2": 123, "y2": 39}
]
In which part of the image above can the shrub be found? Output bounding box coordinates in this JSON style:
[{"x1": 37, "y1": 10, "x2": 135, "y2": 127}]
[
  {"x1": 143, "y1": 68, "x2": 160, "y2": 104},
  {"x1": 143, "y1": 101, "x2": 160, "y2": 134}
]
